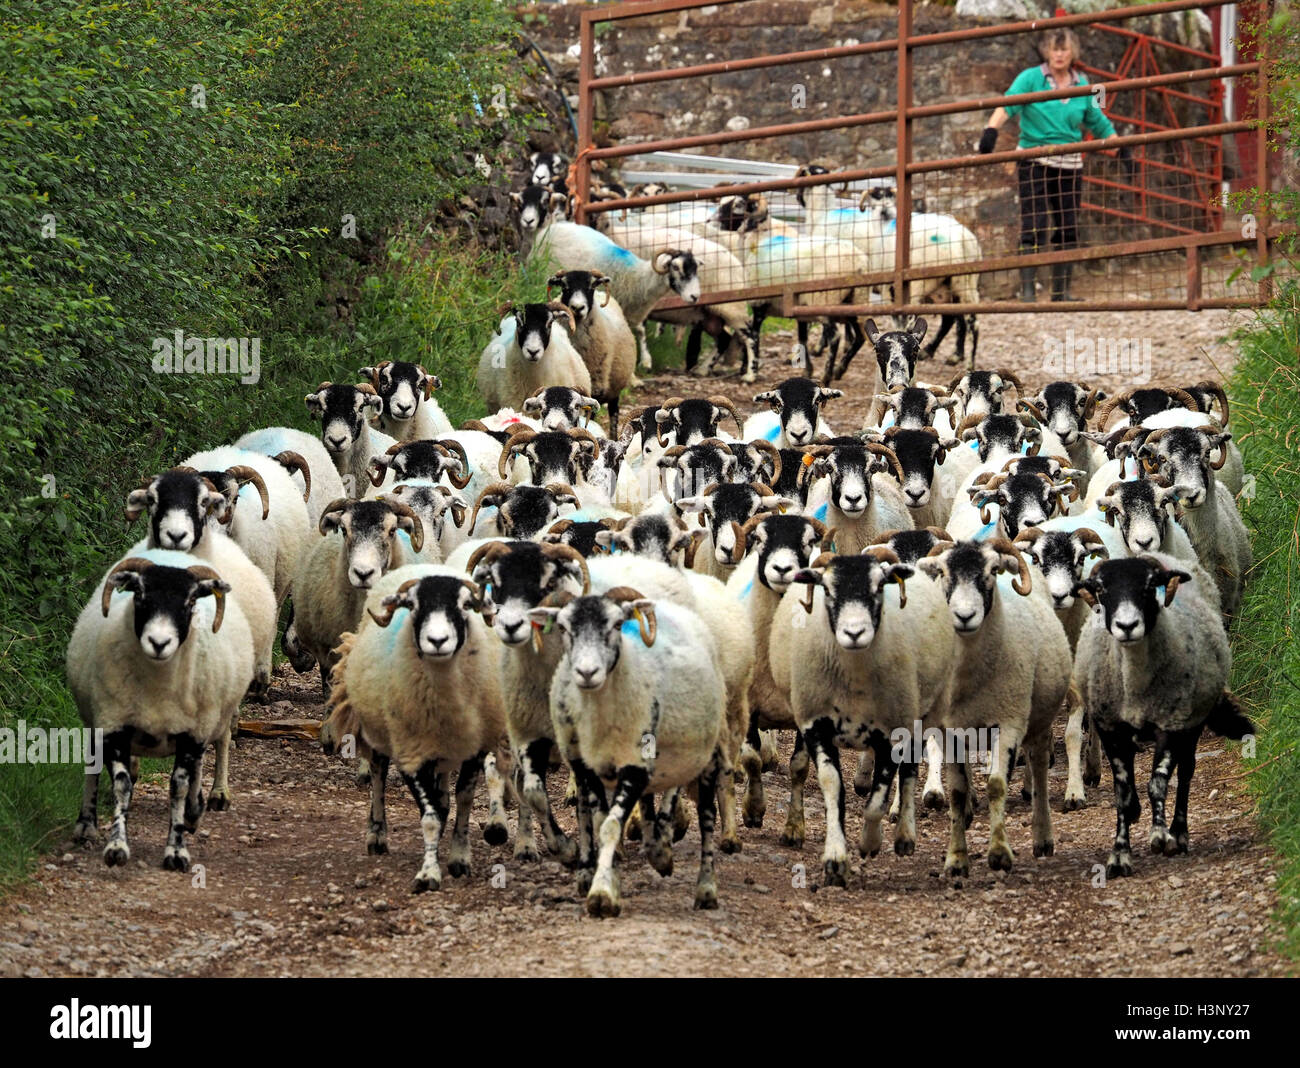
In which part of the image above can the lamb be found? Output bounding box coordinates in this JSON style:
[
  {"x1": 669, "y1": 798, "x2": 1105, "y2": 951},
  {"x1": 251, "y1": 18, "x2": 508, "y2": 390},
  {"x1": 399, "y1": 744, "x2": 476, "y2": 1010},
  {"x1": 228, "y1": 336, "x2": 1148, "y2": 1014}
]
[
  {"x1": 477, "y1": 302, "x2": 593, "y2": 418},
  {"x1": 234, "y1": 426, "x2": 347, "y2": 527},
  {"x1": 769, "y1": 545, "x2": 955, "y2": 882},
  {"x1": 176, "y1": 446, "x2": 310, "y2": 605},
  {"x1": 530, "y1": 587, "x2": 727, "y2": 915},
  {"x1": 327, "y1": 566, "x2": 507, "y2": 891},
  {"x1": 358, "y1": 360, "x2": 455, "y2": 442},
  {"x1": 800, "y1": 441, "x2": 914, "y2": 555},
  {"x1": 67, "y1": 552, "x2": 253, "y2": 870},
  {"x1": 124, "y1": 467, "x2": 278, "y2": 701},
  {"x1": 547, "y1": 270, "x2": 637, "y2": 434},
  {"x1": 1072, "y1": 553, "x2": 1252, "y2": 877},
  {"x1": 1136, "y1": 425, "x2": 1251, "y2": 618},
  {"x1": 304, "y1": 382, "x2": 398, "y2": 498},
  {"x1": 917, "y1": 538, "x2": 1072, "y2": 875},
  {"x1": 528, "y1": 221, "x2": 701, "y2": 371},
  {"x1": 292, "y1": 496, "x2": 425, "y2": 697}
]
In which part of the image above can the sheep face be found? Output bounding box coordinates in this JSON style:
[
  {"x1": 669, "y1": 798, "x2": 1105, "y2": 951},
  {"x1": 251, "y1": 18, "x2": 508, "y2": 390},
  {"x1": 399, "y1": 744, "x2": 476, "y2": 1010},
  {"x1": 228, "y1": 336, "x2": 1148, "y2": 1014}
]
[
  {"x1": 532, "y1": 595, "x2": 656, "y2": 691},
  {"x1": 512, "y1": 184, "x2": 565, "y2": 232},
  {"x1": 514, "y1": 304, "x2": 563, "y2": 363},
  {"x1": 361, "y1": 361, "x2": 437, "y2": 425},
  {"x1": 545, "y1": 521, "x2": 613, "y2": 559},
  {"x1": 596, "y1": 514, "x2": 697, "y2": 566},
  {"x1": 1124, "y1": 387, "x2": 1185, "y2": 424},
  {"x1": 1017, "y1": 529, "x2": 1108, "y2": 611},
  {"x1": 528, "y1": 151, "x2": 565, "y2": 186},
  {"x1": 882, "y1": 529, "x2": 947, "y2": 566},
  {"x1": 1075, "y1": 557, "x2": 1191, "y2": 645},
  {"x1": 677, "y1": 483, "x2": 793, "y2": 566},
  {"x1": 658, "y1": 441, "x2": 737, "y2": 503},
  {"x1": 973, "y1": 472, "x2": 1058, "y2": 537},
  {"x1": 960, "y1": 414, "x2": 1040, "y2": 463},
  {"x1": 884, "y1": 428, "x2": 954, "y2": 509},
  {"x1": 490, "y1": 484, "x2": 577, "y2": 539},
  {"x1": 920, "y1": 540, "x2": 1026, "y2": 634},
  {"x1": 661, "y1": 251, "x2": 701, "y2": 304},
  {"x1": 370, "y1": 441, "x2": 464, "y2": 487},
  {"x1": 775, "y1": 448, "x2": 812, "y2": 506},
  {"x1": 1096, "y1": 479, "x2": 1180, "y2": 555},
  {"x1": 128, "y1": 470, "x2": 225, "y2": 553},
  {"x1": 583, "y1": 439, "x2": 626, "y2": 501},
  {"x1": 384, "y1": 484, "x2": 467, "y2": 544},
  {"x1": 548, "y1": 270, "x2": 611, "y2": 325},
  {"x1": 377, "y1": 576, "x2": 480, "y2": 661},
  {"x1": 104, "y1": 563, "x2": 229, "y2": 661},
  {"x1": 517, "y1": 431, "x2": 590, "y2": 487},
  {"x1": 754, "y1": 378, "x2": 843, "y2": 447},
  {"x1": 1138, "y1": 427, "x2": 1230, "y2": 510},
  {"x1": 306, "y1": 384, "x2": 383, "y2": 456},
  {"x1": 750, "y1": 515, "x2": 822, "y2": 592},
  {"x1": 523, "y1": 386, "x2": 600, "y2": 432},
  {"x1": 792, "y1": 554, "x2": 911, "y2": 651},
  {"x1": 319, "y1": 500, "x2": 419, "y2": 589},
  {"x1": 472, "y1": 542, "x2": 586, "y2": 645},
  {"x1": 864, "y1": 318, "x2": 927, "y2": 391},
  {"x1": 809, "y1": 447, "x2": 885, "y2": 518},
  {"x1": 951, "y1": 372, "x2": 1016, "y2": 422},
  {"x1": 655, "y1": 397, "x2": 742, "y2": 447},
  {"x1": 1034, "y1": 381, "x2": 1103, "y2": 446}
]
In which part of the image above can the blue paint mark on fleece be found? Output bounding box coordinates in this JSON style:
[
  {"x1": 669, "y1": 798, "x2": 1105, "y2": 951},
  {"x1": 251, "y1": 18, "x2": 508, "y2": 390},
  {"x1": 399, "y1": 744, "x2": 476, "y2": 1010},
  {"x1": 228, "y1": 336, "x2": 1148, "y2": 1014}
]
[
  {"x1": 813, "y1": 501, "x2": 829, "y2": 523},
  {"x1": 764, "y1": 422, "x2": 781, "y2": 442},
  {"x1": 620, "y1": 618, "x2": 653, "y2": 645},
  {"x1": 740, "y1": 578, "x2": 754, "y2": 599},
  {"x1": 382, "y1": 608, "x2": 410, "y2": 655},
  {"x1": 886, "y1": 219, "x2": 896, "y2": 233},
  {"x1": 974, "y1": 521, "x2": 997, "y2": 542}
]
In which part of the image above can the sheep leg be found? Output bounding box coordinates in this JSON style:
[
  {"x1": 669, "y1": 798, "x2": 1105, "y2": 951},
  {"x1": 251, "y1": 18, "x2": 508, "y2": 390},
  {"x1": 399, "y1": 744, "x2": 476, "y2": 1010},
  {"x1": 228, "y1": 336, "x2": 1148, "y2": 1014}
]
[
  {"x1": 780, "y1": 728, "x2": 810, "y2": 848},
  {"x1": 1146, "y1": 732, "x2": 1178, "y2": 857},
  {"x1": 1027, "y1": 732, "x2": 1054, "y2": 857},
  {"x1": 517, "y1": 739, "x2": 574, "y2": 863},
  {"x1": 182, "y1": 741, "x2": 206, "y2": 833},
  {"x1": 923, "y1": 314, "x2": 955, "y2": 360},
  {"x1": 208, "y1": 725, "x2": 233, "y2": 811},
  {"x1": 717, "y1": 714, "x2": 743, "y2": 854},
  {"x1": 646, "y1": 788, "x2": 679, "y2": 876},
  {"x1": 739, "y1": 328, "x2": 760, "y2": 384},
  {"x1": 635, "y1": 323, "x2": 652, "y2": 370},
  {"x1": 511, "y1": 759, "x2": 539, "y2": 860},
  {"x1": 694, "y1": 755, "x2": 721, "y2": 910},
  {"x1": 1064, "y1": 682, "x2": 1087, "y2": 811},
  {"x1": 922, "y1": 733, "x2": 946, "y2": 809},
  {"x1": 740, "y1": 712, "x2": 766, "y2": 828},
  {"x1": 479, "y1": 750, "x2": 508, "y2": 847},
  {"x1": 625, "y1": 794, "x2": 651, "y2": 842},
  {"x1": 685, "y1": 325, "x2": 704, "y2": 373},
  {"x1": 403, "y1": 761, "x2": 449, "y2": 893},
  {"x1": 587, "y1": 766, "x2": 649, "y2": 918},
  {"x1": 864, "y1": 733, "x2": 913, "y2": 857},
  {"x1": 448, "y1": 755, "x2": 481, "y2": 878},
  {"x1": 942, "y1": 758, "x2": 971, "y2": 877},
  {"x1": 75, "y1": 769, "x2": 100, "y2": 843},
  {"x1": 986, "y1": 726, "x2": 1019, "y2": 872},
  {"x1": 965, "y1": 314, "x2": 978, "y2": 371},
  {"x1": 852, "y1": 749, "x2": 873, "y2": 798},
  {"x1": 750, "y1": 303, "x2": 771, "y2": 378},
  {"x1": 1098, "y1": 726, "x2": 1139, "y2": 877},
  {"x1": 1166, "y1": 731, "x2": 1197, "y2": 856},
  {"x1": 1083, "y1": 712, "x2": 1103, "y2": 786},
  {"x1": 162, "y1": 734, "x2": 204, "y2": 872},
  {"x1": 804, "y1": 719, "x2": 848, "y2": 887},
  {"x1": 102, "y1": 729, "x2": 134, "y2": 868},
  {"x1": 570, "y1": 759, "x2": 604, "y2": 896},
  {"x1": 366, "y1": 751, "x2": 391, "y2": 855}
]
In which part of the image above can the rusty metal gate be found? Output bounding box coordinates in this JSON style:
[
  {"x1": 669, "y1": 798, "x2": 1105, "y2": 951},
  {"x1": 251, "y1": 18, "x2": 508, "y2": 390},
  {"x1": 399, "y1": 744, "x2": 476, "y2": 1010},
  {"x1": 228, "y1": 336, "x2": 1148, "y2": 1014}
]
[{"x1": 569, "y1": 0, "x2": 1289, "y2": 334}]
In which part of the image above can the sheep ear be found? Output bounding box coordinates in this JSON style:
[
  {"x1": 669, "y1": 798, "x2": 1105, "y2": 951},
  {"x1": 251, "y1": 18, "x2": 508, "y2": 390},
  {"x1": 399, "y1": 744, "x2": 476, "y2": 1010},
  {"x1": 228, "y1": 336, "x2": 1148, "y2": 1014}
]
[
  {"x1": 753, "y1": 389, "x2": 780, "y2": 408},
  {"x1": 593, "y1": 530, "x2": 615, "y2": 548},
  {"x1": 790, "y1": 568, "x2": 823, "y2": 586},
  {"x1": 509, "y1": 191, "x2": 523, "y2": 208},
  {"x1": 319, "y1": 509, "x2": 346, "y2": 535},
  {"x1": 527, "y1": 606, "x2": 559, "y2": 627},
  {"x1": 362, "y1": 394, "x2": 383, "y2": 417},
  {"x1": 124, "y1": 488, "x2": 150, "y2": 523},
  {"x1": 887, "y1": 562, "x2": 915, "y2": 583},
  {"x1": 522, "y1": 397, "x2": 544, "y2": 415},
  {"x1": 909, "y1": 316, "x2": 928, "y2": 343},
  {"x1": 760, "y1": 495, "x2": 797, "y2": 513},
  {"x1": 960, "y1": 427, "x2": 980, "y2": 442},
  {"x1": 865, "y1": 319, "x2": 882, "y2": 346},
  {"x1": 675, "y1": 496, "x2": 711, "y2": 515},
  {"x1": 305, "y1": 390, "x2": 327, "y2": 417},
  {"x1": 816, "y1": 388, "x2": 844, "y2": 404},
  {"x1": 917, "y1": 557, "x2": 944, "y2": 579}
]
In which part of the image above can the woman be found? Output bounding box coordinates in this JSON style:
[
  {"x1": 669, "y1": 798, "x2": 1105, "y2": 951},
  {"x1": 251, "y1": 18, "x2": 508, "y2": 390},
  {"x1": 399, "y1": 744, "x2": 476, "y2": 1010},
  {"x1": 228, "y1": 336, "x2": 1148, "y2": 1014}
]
[{"x1": 978, "y1": 28, "x2": 1122, "y2": 301}]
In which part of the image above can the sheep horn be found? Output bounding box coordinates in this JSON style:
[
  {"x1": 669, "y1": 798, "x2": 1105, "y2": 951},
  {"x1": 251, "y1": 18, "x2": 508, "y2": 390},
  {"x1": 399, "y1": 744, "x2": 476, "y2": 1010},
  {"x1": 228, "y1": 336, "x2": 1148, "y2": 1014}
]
[
  {"x1": 384, "y1": 498, "x2": 425, "y2": 553},
  {"x1": 184, "y1": 563, "x2": 228, "y2": 632},
  {"x1": 539, "y1": 541, "x2": 592, "y2": 594},
  {"x1": 567, "y1": 427, "x2": 599, "y2": 453},
  {"x1": 271, "y1": 451, "x2": 312, "y2": 501},
  {"x1": 997, "y1": 370, "x2": 1024, "y2": 393},
  {"x1": 1191, "y1": 379, "x2": 1229, "y2": 427},
  {"x1": 100, "y1": 557, "x2": 155, "y2": 617},
  {"x1": 863, "y1": 442, "x2": 906, "y2": 483},
  {"x1": 1094, "y1": 387, "x2": 1136, "y2": 429},
  {"x1": 436, "y1": 438, "x2": 472, "y2": 489},
  {"x1": 224, "y1": 466, "x2": 269, "y2": 520},
  {"x1": 956, "y1": 414, "x2": 983, "y2": 438},
  {"x1": 1017, "y1": 398, "x2": 1048, "y2": 422},
  {"x1": 820, "y1": 526, "x2": 839, "y2": 553},
  {"x1": 729, "y1": 521, "x2": 747, "y2": 564},
  {"x1": 1164, "y1": 385, "x2": 1200, "y2": 412},
  {"x1": 318, "y1": 497, "x2": 351, "y2": 536},
  {"x1": 1012, "y1": 527, "x2": 1044, "y2": 547},
  {"x1": 806, "y1": 516, "x2": 828, "y2": 541},
  {"x1": 1082, "y1": 387, "x2": 1103, "y2": 420},
  {"x1": 367, "y1": 578, "x2": 422, "y2": 628},
  {"x1": 1075, "y1": 527, "x2": 1110, "y2": 558},
  {"x1": 604, "y1": 586, "x2": 657, "y2": 646},
  {"x1": 465, "y1": 539, "x2": 514, "y2": 576},
  {"x1": 863, "y1": 545, "x2": 900, "y2": 565},
  {"x1": 498, "y1": 430, "x2": 536, "y2": 478},
  {"x1": 707, "y1": 394, "x2": 744, "y2": 437},
  {"x1": 459, "y1": 419, "x2": 492, "y2": 433},
  {"x1": 355, "y1": 382, "x2": 378, "y2": 397},
  {"x1": 367, "y1": 456, "x2": 391, "y2": 488},
  {"x1": 545, "y1": 301, "x2": 576, "y2": 333},
  {"x1": 468, "y1": 482, "x2": 514, "y2": 536},
  {"x1": 746, "y1": 438, "x2": 782, "y2": 485},
  {"x1": 651, "y1": 250, "x2": 673, "y2": 274},
  {"x1": 987, "y1": 536, "x2": 1032, "y2": 596}
]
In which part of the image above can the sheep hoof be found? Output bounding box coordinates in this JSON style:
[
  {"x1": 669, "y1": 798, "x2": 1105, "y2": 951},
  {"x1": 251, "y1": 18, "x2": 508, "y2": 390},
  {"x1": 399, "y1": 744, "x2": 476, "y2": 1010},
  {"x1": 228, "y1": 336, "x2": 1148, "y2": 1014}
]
[
  {"x1": 1105, "y1": 851, "x2": 1133, "y2": 878},
  {"x1": 482, "y1": 821, "x2": 508, "y2": 847},
  {"x1": 624, "y1": 820, "x2": 643, "y2": 842},
  {"x1": 1149, "y1": 828, "x2": 1170, "y2": 855},
  {"x1": 987, "y1": 845, "x2": 1015, "y2": 872},
  {"x1": 1168, "y1": 832, "x2": 1188, "y2": 856},
  {"x1": 852, "y1": 782, "x2": 871, "y2": 798},
  {"x1": 1084, "y1": 772, "x2": 1101, "y2": 787},
  {"x1": 412, "y1": 871, "x2": 441, "y2": 894},
  {"x1": 514, "y1": 842, "x2": 540, "y2": 862},
  {"x1": 73, "y1": 820, "x2": 98, "y2": 844},
  {"x1": 648, "y1": 845, "x2": 674, "y2": 876},
  {"x1": 922, "y1": 789, "x2": 946, "y2": 810},
  {"x1": 779, "y1": 823, "x2": 804, "y2": 849},
  {"x1": 944, "y1": 854, "x2": 969, "y2": 878},
  {"x1": 694, "y1": 881, "x2": 719, "y2": 910},
  {"x1": 103, "y1": 841, "x2": 130, "y2": 867},
  {"x1": 448, "y1": 860, "x2": 470, "y2": 879},
  {"x1": 1033, "y1": 840, "x2": 1055, "y2": 858},
  {"x1": 719, "y1": 835, "x2": 741, "y2": 855},
  {"x1": 942, "y1": 352, "x2": 962, "y2": 366},
  {"x1": 672, "y1": 801, "x2": 692, "y2": 842},
  {"x1": 742, "y1": 800, "x2": 765, "y2": 828},
  {"x1": 888, "y1": 809, "x2": 899, "y2": 824},
  {"x1": 1020, "y1": 785, "x2": 1033, "y2": 802},
  {"x1": 1063, "y1": 792, "x2": 1085, "y2": 812},
  {"x1": 575, "y1": 869, "x2": 594, "y2": 896},
  {"x1": 207, "y1": 790, "x2": 229, "y2": 812},
  {"x1": 586, "y1": 887, "x2": 621, "y2": 918},
  {"x1": 894, "y1": 837, "x2": 915, "y2": 857},
  {"x1": 822, "y1": 858, "x2": 847, "y2": 887},
  {"x1": 162, "y1": 848, "x2": 191, "y2": 872},
  {"x1": 366, "y1": 838, "x2": 388, "y2": 856}
]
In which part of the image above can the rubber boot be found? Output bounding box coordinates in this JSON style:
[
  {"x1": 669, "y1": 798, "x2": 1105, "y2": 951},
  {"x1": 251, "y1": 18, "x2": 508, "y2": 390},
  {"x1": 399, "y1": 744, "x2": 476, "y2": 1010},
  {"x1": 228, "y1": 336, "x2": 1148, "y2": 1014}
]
[
  {"x1": 1051, "y1": 261, "x2": 1083, "y2": 302},
  {"x1": 1019, "y1": 265, "x2": 1038, "y2": 302}
]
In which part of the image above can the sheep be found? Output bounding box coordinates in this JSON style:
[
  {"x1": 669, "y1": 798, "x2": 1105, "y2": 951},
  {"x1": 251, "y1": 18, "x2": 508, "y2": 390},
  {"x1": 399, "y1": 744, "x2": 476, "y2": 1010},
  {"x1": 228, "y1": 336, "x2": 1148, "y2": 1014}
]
[
  {"x1": 917, "y1": 538, "x2": 1072, "y2": 875},
  {"x1": 675, "y1": 481, "x2": 797, "y2": 581},
  {"x1": 857, "y1": 317, "x2": 931, "y2": 396},
  {"x1": 598, "y1": 216, "x2": 757, "y2": 381},
  {"x1": 67, "y1": 552, "x2": 253, "y2": 870},
  {"x1": 546, "y1": 270, "x2": 637, "y2": 434},
  {"x1": 1136, "y1": 425, "x2": 1251, "y2": 618},
  {"x1": 800, "y1": 440, "x2": 914, "y2": 555},
  {"x1": 176, "y1": 446, "x2": 310, "y2": 606},
  {"x1": 528, "y1": 221, "x2": 702, "y2": 371},
  {"x1": 358, "y1": 360, "x2": 455, "y2": 442},
  {"x1": 869, "y1": 384, "x2": 959, "y2": 435},
  {"x1": 477, "y1": 302, "x2": 592, "y2": 418},
  {"x1": 940, "y1": 412, "x2": 1043, "y2": 523},
  {"x1": 521, "y1": 385, "x2": 603, "y2": 433},
  {"x1": 656, "y1": 438, "x2": 741, "y2": 504},
  {"x1": 874, "y1": 427, "x2": 961, "y2": 531},
  {"x1": 722, "y1": 513, "x2": 826, "y2": 842},
  {"x1": 124, "y1": 467, "x2": 278, "y2": 702},
  {"x1": 1016, "y1": 381, "x2": 1108, "y2": 495},
  {"x1": 511, "y1": 183, "x2": 569, "y2": 236},
  {"x1": 1071, "y1": 553, "x2": 1252, "y2": 877},
  {"x1": 1093, "y1": 477, "x2": 1201, "y2": 575},
  {"x1": 495, "y1": 427, "x2": 606, "y2": 508},
  {"x1": 327, "y1": 566, "x2": 507, "y2": 891},
  {"x1": 527, "y1": 151, "x2": 565, "y2": 187},
  {"x1": 292, "y1": 496, "x2": 425, "y2": 698},
  {"x1": 375, "y1": 483, "x2": 469, "y2": 564},
  {"x1": 304, "y1": 382, "x2": 398, "y2": 499},
  {"x1": 769, "y1": 545, "x2": 955, "y2": 882},
  {"x1": 747, "y1": 377, "x2": 843, "y2": 447},
  {"x1": 234, "y1": 426, "x2": 347, "y2": 527},
  {"x1": 365, "y1": 438, "x2": 472, "y2": 495},
  {"x1": 464, "y1": 481, "x2": 580, "y2": 542},
  {"x1": 530, "y1": 587, "x2": 727, "y2": 915},
  {"x1": 855, "y1": 183, "x2": 981, "y2": 371},
  {"x1": 948, "y1": 468, "x2": 1075, "y2": 543},
  {"x1": 654, "y1": 394, "x2": 745, "y2": 448},
  {"x1": 545, "y1": 517, "x2": 621, "y2": 558}
]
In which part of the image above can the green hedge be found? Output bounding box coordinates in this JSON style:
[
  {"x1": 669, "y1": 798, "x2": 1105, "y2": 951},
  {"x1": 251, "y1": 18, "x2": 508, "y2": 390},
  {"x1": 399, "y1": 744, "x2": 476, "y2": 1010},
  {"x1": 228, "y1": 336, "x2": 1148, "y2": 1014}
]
[{"x1": 1226, "y1": 285, "x2": 1300, "y2": 960}]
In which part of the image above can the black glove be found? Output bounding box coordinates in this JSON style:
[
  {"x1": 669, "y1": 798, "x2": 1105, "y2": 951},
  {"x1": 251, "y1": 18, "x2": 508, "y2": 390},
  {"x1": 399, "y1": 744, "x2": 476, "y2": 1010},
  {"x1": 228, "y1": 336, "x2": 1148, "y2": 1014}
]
[
  {"x1": 977, "y1": 127, "x2": 999, "y2": 154},
  {"x1": 1117, "y1": 144, "x2": 1137, "y2": 182}
]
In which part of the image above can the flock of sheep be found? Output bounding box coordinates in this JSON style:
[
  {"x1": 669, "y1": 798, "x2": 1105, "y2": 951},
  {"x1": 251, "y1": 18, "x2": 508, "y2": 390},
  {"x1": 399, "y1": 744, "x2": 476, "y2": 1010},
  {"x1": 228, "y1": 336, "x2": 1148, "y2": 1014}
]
[{"x1": 65, "y1": 153, "x2": 1254, "y2": 918}]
